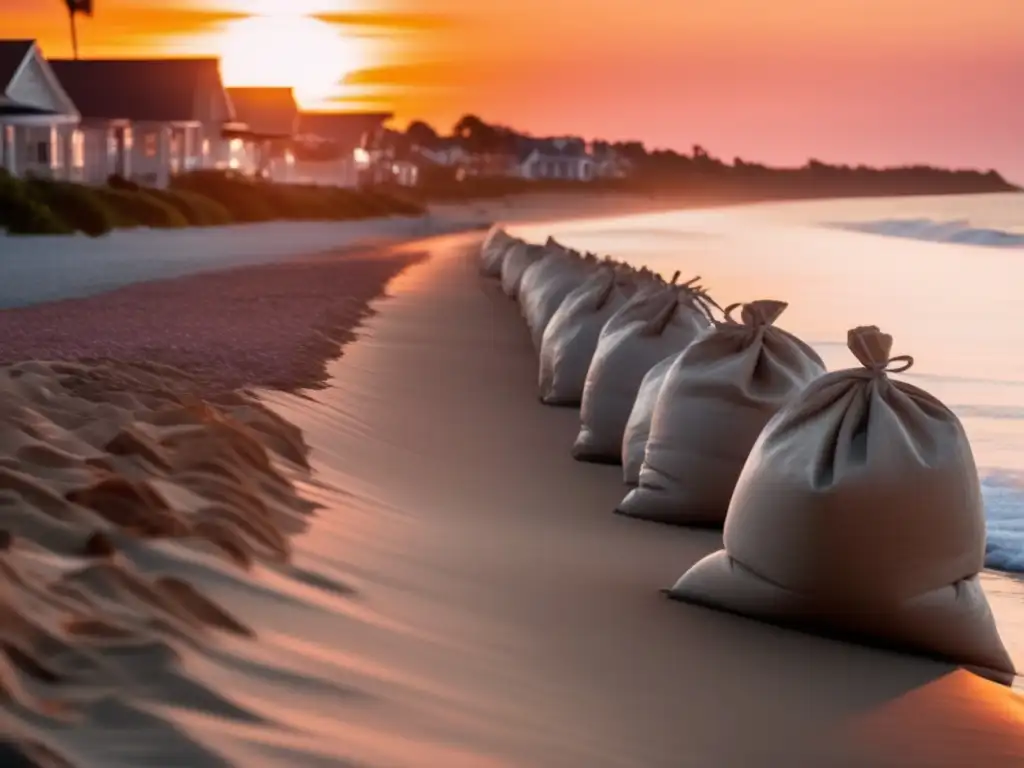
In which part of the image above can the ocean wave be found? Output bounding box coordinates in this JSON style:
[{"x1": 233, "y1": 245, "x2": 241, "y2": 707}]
[
  {"x1": 827, "y1": 218, "x2": 1024, "y2": 247},
  {"x1": 983, "y1": 471, "x2": 1024, "y2": 573}
]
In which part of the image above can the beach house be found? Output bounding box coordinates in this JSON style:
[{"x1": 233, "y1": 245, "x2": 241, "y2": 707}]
[
  {"x1": 49, "y1": 57, "x2": 242, "y2": 187},
  {"x1": 224, "y1": 87, "x2": 298, "y2": 181},
  {"x1": 517, "y1": 139, "x2": 596, "y2": 181},
  {"x1": 0, "y1": 40, "x2": 82, "y2": 180},
  {"x1": 292, "y1": 111, "x2": 393, "y2": 186}
]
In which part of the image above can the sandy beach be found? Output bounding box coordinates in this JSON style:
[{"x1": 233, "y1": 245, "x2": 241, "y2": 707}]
[{"x1": 1, "y1": 200, "x2": 1022, "y2": 765}]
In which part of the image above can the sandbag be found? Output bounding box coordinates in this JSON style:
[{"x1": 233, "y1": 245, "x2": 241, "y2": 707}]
[
  {"x1": 479, "y1": 226, "x2": 519, "y2": 277},
  {"x1": 537, "y1": 268, "x2": 636, "y2": 406},
  {"x1": 500, "y1": 241, "x2": 547, "y2": 299},
  {"x1": 573, "y1": 279, "x2": 713, "y2": 463},
  {"x1": 621, "y1": 352, "x2": 678, "y2": 485},
  {"x1": 618, "y1": 300, "x2": 825, "y2": 522},
  {"x1": 520, "y1": 252, "x2": 593, "y2": 352},
  {"x1": 668, "y1": 326, "x2": 1016, "y2": 684}
]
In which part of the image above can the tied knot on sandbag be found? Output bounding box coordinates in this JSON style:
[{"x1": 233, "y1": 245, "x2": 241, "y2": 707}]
[
  {"x1": 721, "y1": 300, "x2": 788, "y2": 328},
  {"x1": 848, "y1": 325, "x2": 914, "y2": 375}
]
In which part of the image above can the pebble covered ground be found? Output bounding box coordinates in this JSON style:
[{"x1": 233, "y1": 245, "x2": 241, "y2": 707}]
[{"x1": 0, "y1": 246, "x2": 426, "y2": 396}]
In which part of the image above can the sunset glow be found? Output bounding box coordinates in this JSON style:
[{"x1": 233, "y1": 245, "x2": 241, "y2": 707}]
[
  {"x1": 1, "y1": 0, "x2": 1022, "y2": 178},
  {"x1": 215, "y1": 14, "x2": 366, "y2": 106}
]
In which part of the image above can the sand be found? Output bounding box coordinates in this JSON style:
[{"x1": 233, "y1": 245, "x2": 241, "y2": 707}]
[
  {"x1": 1, "y1": 219, "x2": 1022, "y2": 765},
  {"x1": 0, "y1": 192, "x2": 665, "y2": 310},
  {"x1": 0, "y1": 247, "x2": 424, "y2": 395},
  {"x1": 260, "y1": 234, "x2": 1020, "y2": 766}
]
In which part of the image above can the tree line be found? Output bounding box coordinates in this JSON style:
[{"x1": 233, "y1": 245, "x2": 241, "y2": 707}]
[{"x1": 380, "y1": 113, "x2": 1016, "y2": 198}]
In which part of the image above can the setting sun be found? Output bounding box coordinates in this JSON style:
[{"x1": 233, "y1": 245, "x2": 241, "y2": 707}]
[{"x1": 216, "y1": 13, "x2": 366, "y2": 107}]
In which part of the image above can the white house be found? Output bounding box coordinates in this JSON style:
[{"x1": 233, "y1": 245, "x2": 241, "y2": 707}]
[
  {"x1": 518, "y1": 140, "x2": 596, "y2": 181},
  {"x1": 0, "y1": 40, "x2": 82, "y2": 181},
  {"x1": 49, "y1": 57, "x2": 242, "y2": 188},
  {"x1": 224, "y1": 86, "x2": 298, "y2": 182}
]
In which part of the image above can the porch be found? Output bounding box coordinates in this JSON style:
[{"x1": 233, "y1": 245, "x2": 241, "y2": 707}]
[{"x1": 0, "y1": 103, "x2": 82, "y2": 181}]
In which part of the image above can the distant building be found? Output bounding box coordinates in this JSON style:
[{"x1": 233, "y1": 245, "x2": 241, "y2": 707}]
[
  {"x1": 50, "y1": 57, "x2": 239, "y2": 187},
  {"x1": 225, "y1": 86, "x2": 299, "y2": 181},
  {"x1": 0, "y1": 40, "x2": 81, "y2": 180},
  {"x1": 416, "y1": 139, "x2": 470, "y2": 168},
  {"x1": 590, "y1": 143, "x2": 632, "y2": 179},
  {"x1": 293, "y1": 111, "x2": 393, "y2": 187},
  {"x1": 517, "y1": 138, "x2": 596, "y2": 181}
]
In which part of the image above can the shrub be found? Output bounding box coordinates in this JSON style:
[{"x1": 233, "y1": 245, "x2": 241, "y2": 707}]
[
  {"x1": 93, "y1": 187, "x2": 189, "y2": 229},
  {"x1": 146, "y1": 188, "x2": 234, "y2": 227},
  {"x1": 260, "y1": 183, "x2": 348, "y2": 220},
  {"x1": 24, "y1": 178, "x2": 116, "y2": 237},
  {"x1": 107, "y1": 173, "x2": 141, "y2": 192},
  {"x1": 171, "y1": 170, "x2": 276, "y2": 222},
  {"x1": 0, "y1": 172, "x2": 71, "y2": 235},
  {"x1": 365, "y1": 189, "x2": 425, "y2": 216}
]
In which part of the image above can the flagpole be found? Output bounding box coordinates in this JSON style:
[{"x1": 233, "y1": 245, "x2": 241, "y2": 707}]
[{"x1": 68, "y1": 9, "x2": 79, "y2": 59}]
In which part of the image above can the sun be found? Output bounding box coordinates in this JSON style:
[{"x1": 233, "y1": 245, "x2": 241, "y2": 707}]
[{"x1": 217, "y1": 13, "x2": 364, "y2": 107}]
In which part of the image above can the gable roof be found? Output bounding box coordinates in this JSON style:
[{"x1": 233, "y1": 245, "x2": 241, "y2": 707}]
[
  {"x1": 0, "y1": 40, "x2": 33, "y2": 93},
  {"x1": 50, "y1": 58, "x2": 234, "y2": 123},
  {"x1": 226, "y1": 87, "x2": 298, "y2": 138},
  {"x1": 297, "y1": 111, "x2": 392, "y2": 147}
]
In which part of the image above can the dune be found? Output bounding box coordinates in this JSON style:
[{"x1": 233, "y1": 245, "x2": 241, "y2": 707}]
[{"x1": 0, "y1": 227, "x2": 1021, "y2": 766}]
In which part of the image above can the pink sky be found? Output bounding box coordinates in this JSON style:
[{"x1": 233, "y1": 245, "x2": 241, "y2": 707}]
[{"x1": 5, "y1": 0, "x2": 1024, "y2": 180}]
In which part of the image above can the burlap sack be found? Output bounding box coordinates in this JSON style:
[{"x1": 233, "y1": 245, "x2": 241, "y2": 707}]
[
  {"x1": 521, "y1": 254, "x2": 594, "y2": 352},
  {"x1": 500, "y1": 241, "x2": 548, "y2": 299},
  {"x1": 572, "y1": 280, "x2": 712, "y2": 463},
  {"x1": 669, "y1": 326, "x2": 1016, "y2": 684},
  {"x1": 621, "y1": 352, "x2": 678, "y2": 485},
  {"x1": 479, "y1": 226, "x2": 520, "y2": 277},
  {"x1": 537, "y1": 268, "x2": 637, "y2": 406},
  {"x1": 618, "y1": 300, "x2": 825, "y2": 523}
]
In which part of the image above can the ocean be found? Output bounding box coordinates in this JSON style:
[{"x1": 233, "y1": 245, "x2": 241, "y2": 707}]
[{"x1": 513, "y1": 191, "x2": 1024, "y2": 576}]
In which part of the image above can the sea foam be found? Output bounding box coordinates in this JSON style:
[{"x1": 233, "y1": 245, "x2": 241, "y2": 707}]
[
  {"x1": 984, "y1": 472, "x2": 1024, "y2": 573},
  {"x1": 828, "y1": 218, "x2": 1024, "y2": 248}
]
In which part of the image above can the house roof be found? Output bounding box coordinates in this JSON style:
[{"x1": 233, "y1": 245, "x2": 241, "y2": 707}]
[
  {"x1": 516, "y1": 137, "x2": 589, "y2": 163},
  {"x1": 0, "y1": 40, "x2": 34, "y2": 92},
  {"x1": 226, "y1": 87, "x2": 298, "y2": 138},
  {"x1": 297, "y1": 111, "x2": 393, "y2": 147},
  {"x1": 49, "y1": 58, "x2": 233, "y2": 123}
]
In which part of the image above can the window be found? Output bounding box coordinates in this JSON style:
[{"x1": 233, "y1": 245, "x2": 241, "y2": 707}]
[
  {"x1": 143, "y1": 132, "x2": 157, "y2": 158},
  {"x1": 36, "y1": 140, "x2": 50, "y2": 165}
]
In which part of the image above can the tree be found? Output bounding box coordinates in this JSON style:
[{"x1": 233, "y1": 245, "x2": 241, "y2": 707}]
[
  {"x1": 405, "y1": 120, "x2": 439, "y2": 150},
  {"x1": 63, "y1": 0, "x2": 94, "y2": 59},
  {"x1": 453, "y1": 114, "x2": 501, "y2": 154}
]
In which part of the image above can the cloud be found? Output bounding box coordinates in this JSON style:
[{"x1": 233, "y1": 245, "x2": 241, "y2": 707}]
[
  {"x1": 343, "y1": 61, "x2": 464, "y2": 88},
  {"x1": 314, "y1": 11, "x2": 455, "y2": 31}
]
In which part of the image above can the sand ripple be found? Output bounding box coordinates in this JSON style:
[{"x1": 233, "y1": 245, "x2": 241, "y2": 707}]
[{"x1": 0, "y1": 360, "x2": 321, "y2": 766}]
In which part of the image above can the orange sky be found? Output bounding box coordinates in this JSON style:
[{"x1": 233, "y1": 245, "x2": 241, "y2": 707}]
[{"x1": 5, "y1": 0, "x2": 1024, "y2": 180}]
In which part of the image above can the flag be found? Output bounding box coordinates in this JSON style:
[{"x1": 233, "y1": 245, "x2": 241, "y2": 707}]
[{"x1": 67, "y1": 0, "x2": 94, "y2": 16}]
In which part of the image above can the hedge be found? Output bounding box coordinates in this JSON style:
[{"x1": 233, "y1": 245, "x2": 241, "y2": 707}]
[
  {"x1": 1, "y1": 169, "x2": 427, "y2": 236},
  {"x1": 0, "y1": 172, "x2": 71, "y2": 235},
  {"x1": 23, "y1": 178, "x2": 117, "y2": 237},
  {"x1": 146, "y1": 188, "x2": 234, "y2": 227},
  {"x1": 91, "y1": 188, "x2": 189, "y2": 229}
]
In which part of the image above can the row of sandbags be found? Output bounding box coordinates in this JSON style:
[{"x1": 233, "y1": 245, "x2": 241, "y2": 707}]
[{"x1": 479, "y1": 225, "x2": 1016, "y2": 685}]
